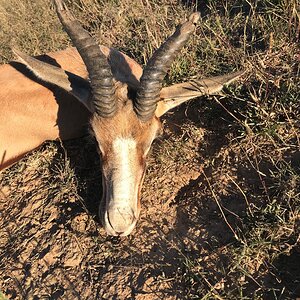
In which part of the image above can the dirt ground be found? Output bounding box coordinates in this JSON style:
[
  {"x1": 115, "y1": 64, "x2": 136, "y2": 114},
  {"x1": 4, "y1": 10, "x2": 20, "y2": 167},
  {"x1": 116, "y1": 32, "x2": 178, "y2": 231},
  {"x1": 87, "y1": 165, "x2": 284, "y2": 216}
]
[
  {"x1": 1, "y1": 0, "x2": 300, "y2": 299},
  {"x1": 0, "y1": 105, "x2": 207, "y2": 299},
  {"x1": 1, "y1": 100, "x2": 299, "y2": 299}
]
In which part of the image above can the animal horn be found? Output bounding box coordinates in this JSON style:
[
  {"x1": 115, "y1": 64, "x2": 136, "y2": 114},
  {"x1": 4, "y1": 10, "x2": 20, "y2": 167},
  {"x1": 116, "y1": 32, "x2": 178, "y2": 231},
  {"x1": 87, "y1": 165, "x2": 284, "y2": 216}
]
[
  {"x1": 54, "y1": 0, "x2": 116, "y2": 117},
  {"x1": 135, "y1": 12, "x2": 200, "y2": 121}
]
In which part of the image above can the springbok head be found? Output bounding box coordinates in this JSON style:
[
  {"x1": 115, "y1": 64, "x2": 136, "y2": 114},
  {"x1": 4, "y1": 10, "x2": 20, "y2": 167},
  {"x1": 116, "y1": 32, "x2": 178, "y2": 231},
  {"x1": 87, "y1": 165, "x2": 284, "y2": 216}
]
[{"x1": 14, "y1": 0, "x2": 243, "y2": 236}]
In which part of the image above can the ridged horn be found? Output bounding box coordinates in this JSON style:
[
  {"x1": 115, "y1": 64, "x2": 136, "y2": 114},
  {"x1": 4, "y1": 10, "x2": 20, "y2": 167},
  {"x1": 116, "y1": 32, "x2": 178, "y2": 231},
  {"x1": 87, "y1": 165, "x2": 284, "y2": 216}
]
[
  {"x1": 135, "y1": 12, "x2": 200, "y2": 121},
  {"x1": 54, "y1": 0, "x2": 116, "y2": 117}
]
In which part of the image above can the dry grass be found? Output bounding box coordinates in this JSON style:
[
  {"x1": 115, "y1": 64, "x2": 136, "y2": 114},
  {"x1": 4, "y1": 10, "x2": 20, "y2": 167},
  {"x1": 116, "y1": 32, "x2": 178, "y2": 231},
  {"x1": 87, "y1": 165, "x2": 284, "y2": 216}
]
[{"x1": 0, "y1": 0, "x2": 300, "y2": 299}]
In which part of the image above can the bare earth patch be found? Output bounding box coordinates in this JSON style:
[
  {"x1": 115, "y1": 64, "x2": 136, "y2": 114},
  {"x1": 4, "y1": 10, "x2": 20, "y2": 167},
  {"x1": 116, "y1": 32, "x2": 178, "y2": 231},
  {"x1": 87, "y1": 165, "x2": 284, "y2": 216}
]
[
  {"x1": 0, "y1": 116, "x2": 206, "y2": 299},
  {"x1": 1, "y1": 0, "x2": 300, "y2": 299},
  {"x1": 1, "y1": 101, "x2": 299, "y2": 298}
]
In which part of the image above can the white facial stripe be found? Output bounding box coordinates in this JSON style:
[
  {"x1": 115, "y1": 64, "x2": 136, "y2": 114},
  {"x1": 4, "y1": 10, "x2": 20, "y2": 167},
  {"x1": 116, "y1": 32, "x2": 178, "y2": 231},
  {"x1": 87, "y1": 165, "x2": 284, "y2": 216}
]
[{"x1": 111, "y1": 137, "x2": 137, "y2": 205}]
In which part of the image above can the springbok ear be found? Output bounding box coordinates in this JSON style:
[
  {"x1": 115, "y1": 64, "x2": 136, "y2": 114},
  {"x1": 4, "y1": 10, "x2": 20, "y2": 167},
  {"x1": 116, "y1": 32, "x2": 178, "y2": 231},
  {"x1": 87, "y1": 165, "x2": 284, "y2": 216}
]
[
  {"x1": 155, "y1": 70, "x2": 244, "y2": 117},
  {"x1": 12, "y1": 48, "x2": 94, "y2": 113}
]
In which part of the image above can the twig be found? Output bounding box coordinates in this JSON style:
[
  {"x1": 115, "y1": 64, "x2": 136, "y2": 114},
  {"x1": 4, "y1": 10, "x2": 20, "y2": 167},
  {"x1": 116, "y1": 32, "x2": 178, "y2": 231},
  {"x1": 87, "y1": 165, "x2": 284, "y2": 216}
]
[{"x1": 202, "y1": 171, "x2": 243, "y2": 244}]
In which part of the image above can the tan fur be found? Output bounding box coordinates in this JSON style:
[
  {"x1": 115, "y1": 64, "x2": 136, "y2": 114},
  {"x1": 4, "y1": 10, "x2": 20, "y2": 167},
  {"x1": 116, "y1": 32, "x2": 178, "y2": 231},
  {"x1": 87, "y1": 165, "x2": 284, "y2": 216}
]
[
  {"x1": 2, "y1": 1, "x2": 245, "y2": 235},
  {"x1": 0, "y1": 47, "x2": 143, "y2": 170},
  {"x1": 91, "y1": 95, "x2": 161, "y2": 235},
  {"x1": 91, "y1": 91, "x2": 162, "y2": 174},
  {"x1": 1, "y1": 44, "x2": 242, "y2": 235}
]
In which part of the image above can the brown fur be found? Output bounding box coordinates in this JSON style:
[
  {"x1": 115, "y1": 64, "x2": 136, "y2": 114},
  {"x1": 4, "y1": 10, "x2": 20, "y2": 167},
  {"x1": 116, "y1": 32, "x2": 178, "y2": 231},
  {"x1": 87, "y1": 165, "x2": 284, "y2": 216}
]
[
  {"x1": 0, "y1": 47, "x2": 143, "y2": 170},
  {"x1": 2, "y1": 43, "x2": 242, "y2": 235},
  {"x1": 91, "y1": 86, "x2": 162, "y2": 164}
]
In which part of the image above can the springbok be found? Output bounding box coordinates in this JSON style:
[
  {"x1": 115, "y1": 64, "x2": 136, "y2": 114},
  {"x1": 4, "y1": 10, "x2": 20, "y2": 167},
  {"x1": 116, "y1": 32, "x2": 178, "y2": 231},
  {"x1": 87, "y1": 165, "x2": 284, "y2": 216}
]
[{"x1": 1, "y1": 0, "x2": 243, "y2": 236}]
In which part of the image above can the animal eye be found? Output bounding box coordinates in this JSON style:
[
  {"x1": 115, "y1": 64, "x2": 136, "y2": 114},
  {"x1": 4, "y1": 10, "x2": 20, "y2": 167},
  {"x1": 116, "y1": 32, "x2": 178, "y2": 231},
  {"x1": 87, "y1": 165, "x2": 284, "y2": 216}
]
[
  {"x1": 95, "y1": 144, "x2": 101, "y2": 154},
  {"x1": 95, "y1": 142, "x2": 105, "y2": 157}
]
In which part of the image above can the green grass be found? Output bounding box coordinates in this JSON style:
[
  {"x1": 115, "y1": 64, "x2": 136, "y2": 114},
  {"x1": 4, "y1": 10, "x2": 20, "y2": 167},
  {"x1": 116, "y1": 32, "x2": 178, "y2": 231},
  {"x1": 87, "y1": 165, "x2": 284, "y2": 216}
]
[
  {"x1": 0, "y1": 0, "x2": 299, "y2": 299},
  {"x1": 0, "y1": 292, "x2": 8, "y2": 300}
]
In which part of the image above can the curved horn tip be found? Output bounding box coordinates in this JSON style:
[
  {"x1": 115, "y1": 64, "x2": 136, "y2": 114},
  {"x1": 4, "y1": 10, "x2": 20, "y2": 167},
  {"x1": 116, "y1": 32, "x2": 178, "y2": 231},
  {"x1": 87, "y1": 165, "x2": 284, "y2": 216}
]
[
  {"x1": 11, "y1": 47, "x2": 22, "y2": 58},
  {"x1": 11, "y1": 48, "x2": 30, "y2": 63},
  {"x1": 189, "y1": 12, "x2": 201, "y2": 24},
  {"x1": 53, "y1": 0, "x2": 66, "y2": 11}
]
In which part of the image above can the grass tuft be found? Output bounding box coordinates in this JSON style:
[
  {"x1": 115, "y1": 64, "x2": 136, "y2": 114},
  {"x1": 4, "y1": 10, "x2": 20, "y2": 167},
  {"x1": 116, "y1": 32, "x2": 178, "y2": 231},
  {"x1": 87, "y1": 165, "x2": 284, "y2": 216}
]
[{"x1": 0, "y1": 0, "x2": 299, "y2": 298}]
